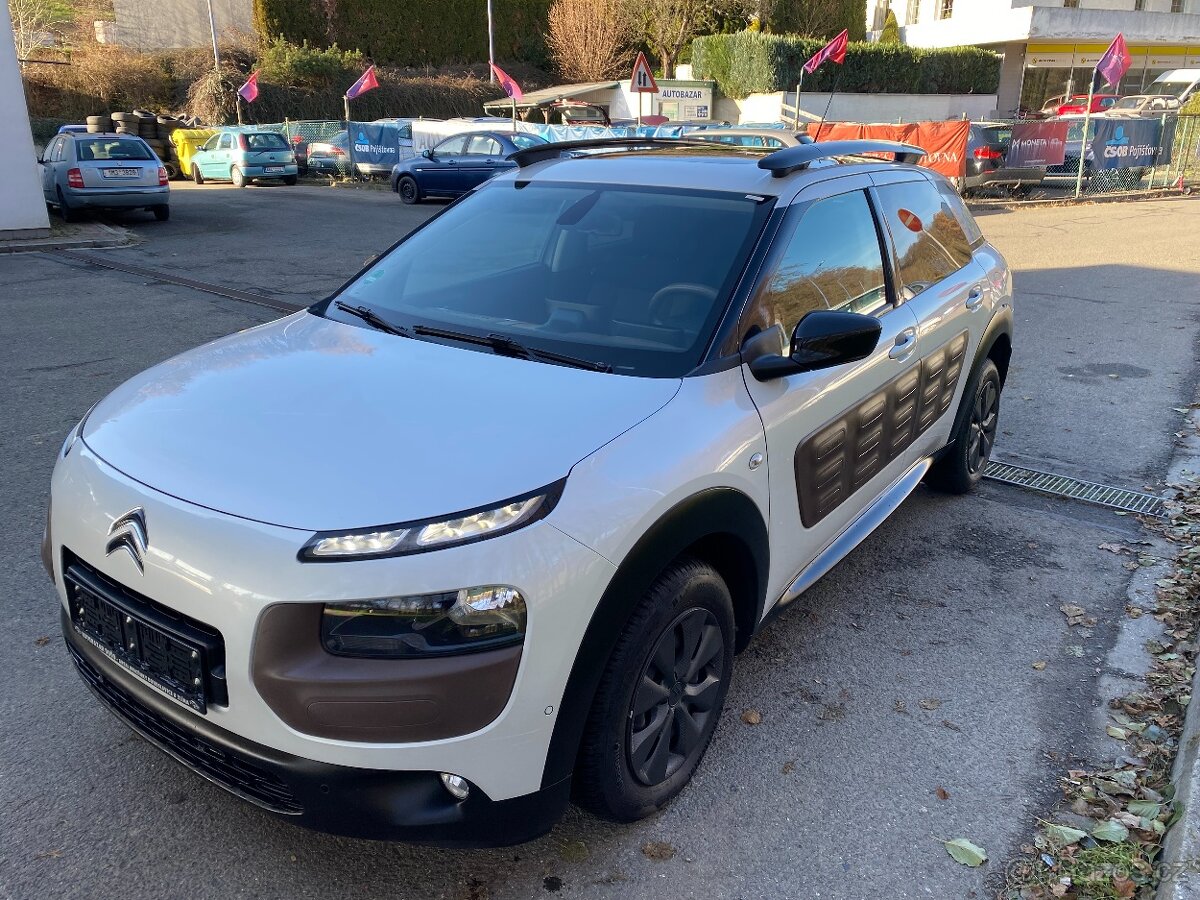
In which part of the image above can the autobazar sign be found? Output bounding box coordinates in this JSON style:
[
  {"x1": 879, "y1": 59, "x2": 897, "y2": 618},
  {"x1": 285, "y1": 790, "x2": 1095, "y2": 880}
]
[{"x1": 1007, "y1": 120, "x2": 1069, "y2": 167}]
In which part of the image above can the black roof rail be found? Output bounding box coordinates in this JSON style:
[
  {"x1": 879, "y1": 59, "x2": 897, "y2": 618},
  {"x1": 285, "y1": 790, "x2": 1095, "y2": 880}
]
[
  {"x1": 757, "y1": 140, "x2": 926, "y2": 178},
  {"x1": 510, "y1": 136, "x2": 724, "y2": 168}
]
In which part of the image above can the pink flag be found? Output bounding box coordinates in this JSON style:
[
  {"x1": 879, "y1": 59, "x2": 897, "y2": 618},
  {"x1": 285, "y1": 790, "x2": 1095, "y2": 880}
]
[
  {"x1": 1095, "y1": 33, "x2": 1131, "y2": 89},
  {"x1": 237, "y1": 70, "x2": 259, "y2": 104},
  {"x1": 490, "y1": 63, "x2": 524, "y2": 101},
  {"x1": 345, "y1": 65, "x2": 379, "y2": 100},
  {"x1": 804, "y1": 29, "x2": 848, "y2": 75}
]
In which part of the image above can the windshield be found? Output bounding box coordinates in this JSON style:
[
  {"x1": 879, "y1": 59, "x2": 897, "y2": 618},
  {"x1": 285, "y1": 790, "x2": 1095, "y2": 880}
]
[
  {"x1": 325, "y1": 181, "x2": 774, "y2": 377},
  {"x1": 1113, "y1": 97, "x2": 1144, "y2": 109},
  {"x1": 244, "y1": 132, "x2": 289, "y2": 149},
  {"x1": 1151, "y1": 80, "x2": 1192, "y2": 99},
  {"x1": 77, "y1": 138, "x2": 152, "y2": 161}
]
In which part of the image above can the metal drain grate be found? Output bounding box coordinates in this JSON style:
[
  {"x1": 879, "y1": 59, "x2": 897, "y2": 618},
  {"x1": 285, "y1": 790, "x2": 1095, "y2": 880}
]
[{"x1": 984, "y1": 461, "x2": 1167, "y2": 517}]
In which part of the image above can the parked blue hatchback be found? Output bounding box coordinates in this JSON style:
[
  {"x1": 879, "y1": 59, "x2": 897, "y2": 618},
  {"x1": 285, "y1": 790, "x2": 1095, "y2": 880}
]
[
  {"x1": 189, "y1": 131, "x2": 298, "y2": 187},
  {"x1": 389, "y1": 130, "x2": 546, "y2": 204}
]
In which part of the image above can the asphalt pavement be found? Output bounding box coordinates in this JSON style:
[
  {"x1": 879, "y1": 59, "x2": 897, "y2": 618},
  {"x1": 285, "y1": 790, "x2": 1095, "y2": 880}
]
[{"x1": 1, "y1": 184, "x2": 1198, "y2": 900}]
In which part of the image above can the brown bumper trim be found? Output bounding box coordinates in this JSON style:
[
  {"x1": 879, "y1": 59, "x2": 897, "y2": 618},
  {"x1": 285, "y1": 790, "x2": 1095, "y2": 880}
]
[{"x1": 251, "y1": 604, "x2": 521, "y2": 743}]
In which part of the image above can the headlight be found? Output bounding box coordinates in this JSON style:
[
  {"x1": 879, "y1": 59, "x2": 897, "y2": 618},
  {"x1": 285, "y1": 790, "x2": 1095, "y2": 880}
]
[
  {"x1": 321, "y1": 585, "x2": 526, "y2": 658},
  {"x1": 299, "y1": 481, "x2": 563, "y2": 561}
]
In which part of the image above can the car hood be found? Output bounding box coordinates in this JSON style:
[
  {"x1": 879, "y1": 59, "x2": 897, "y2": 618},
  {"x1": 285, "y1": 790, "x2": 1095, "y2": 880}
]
[{"x1": 82, "y1": 312, "x2": 681, "y2": 531}]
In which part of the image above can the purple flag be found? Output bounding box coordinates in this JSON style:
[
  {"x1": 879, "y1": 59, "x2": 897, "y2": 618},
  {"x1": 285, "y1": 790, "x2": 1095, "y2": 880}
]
[{"x1": 1095, "y1": 34, "x2": 1131, "y2": 89}]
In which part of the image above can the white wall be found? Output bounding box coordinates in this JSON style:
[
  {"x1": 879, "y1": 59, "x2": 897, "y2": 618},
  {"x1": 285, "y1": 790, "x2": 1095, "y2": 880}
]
[
  {"x1": 105, "y1": 0, "x2": 254, "y2": 50},
  {"x1": 1, "y1": 2, "x2": 51, "y2": 237},
  {"x1": 716, "y1": 91, "x2": 999, "y2": 124}
]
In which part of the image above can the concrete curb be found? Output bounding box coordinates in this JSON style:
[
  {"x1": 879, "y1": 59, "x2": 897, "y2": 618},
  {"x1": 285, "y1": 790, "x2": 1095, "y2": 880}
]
[
  {"x1": 1157, "y1": 403, "x2": 1200, "y2": 900},
  {"x1": 0, "y1": 222, "x2": 133, "y2": 254}
]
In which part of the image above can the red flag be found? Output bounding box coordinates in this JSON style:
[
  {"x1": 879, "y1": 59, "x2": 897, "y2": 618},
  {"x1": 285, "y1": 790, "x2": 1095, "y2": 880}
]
[
  {"x1": 804, "y1": 29, "x2": 848, "y2": 75},
  {"x1": 490, "y1": 63, "x2": 524, "y2": 101},
  {"x1": 1095, "y1": 33, "x2": 1131, "y2": 89},
  {"x1": 237, "y1": 70, "x2": 259, "y2": 104},
  {"x1": 345, "y1": 65, "x2": 379, "y2": 100}
]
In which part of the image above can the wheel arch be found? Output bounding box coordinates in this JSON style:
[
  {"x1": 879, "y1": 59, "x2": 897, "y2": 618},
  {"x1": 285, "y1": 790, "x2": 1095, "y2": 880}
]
[
  {"x1": 540, "y1": 487, "x2": 768, "y2": 789},
  {"x1": 941, "y1": 306, "x2": 1013, "y2": 452}
]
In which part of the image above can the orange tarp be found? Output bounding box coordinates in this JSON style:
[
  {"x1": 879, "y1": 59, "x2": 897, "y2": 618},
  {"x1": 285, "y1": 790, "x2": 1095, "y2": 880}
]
[{"x1": 805, "y1": 121, "x2": 971, "y2": 179}]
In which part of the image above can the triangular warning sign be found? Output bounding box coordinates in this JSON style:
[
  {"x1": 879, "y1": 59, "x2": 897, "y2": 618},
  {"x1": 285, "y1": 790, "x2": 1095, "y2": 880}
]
[{"x1": 630, "y1": 52, "x2": 659, "y2": 93}]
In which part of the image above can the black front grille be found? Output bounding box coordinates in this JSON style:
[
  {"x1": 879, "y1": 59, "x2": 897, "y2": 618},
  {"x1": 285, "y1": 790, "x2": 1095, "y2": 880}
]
[{"x1": 69, "y1": 642, "x2": 302, "y2": 815}]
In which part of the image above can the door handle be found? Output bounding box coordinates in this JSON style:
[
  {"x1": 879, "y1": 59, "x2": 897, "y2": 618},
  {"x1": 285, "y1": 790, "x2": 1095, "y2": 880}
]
[
  {"x1": 966, "y1": 285, "x2": 985, "y2": 310},
  {"x1": 889, "y1": 327, "x2": 917, "y2": 360}
]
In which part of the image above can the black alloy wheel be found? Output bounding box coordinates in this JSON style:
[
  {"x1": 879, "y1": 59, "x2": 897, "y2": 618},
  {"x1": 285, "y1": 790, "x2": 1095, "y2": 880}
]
[
  {"x1": 627, "y1": 607, "x2": 725, "y2": 786},
  {"x1": 967, "y1": 375, "x2": 999, "y2": 476}
]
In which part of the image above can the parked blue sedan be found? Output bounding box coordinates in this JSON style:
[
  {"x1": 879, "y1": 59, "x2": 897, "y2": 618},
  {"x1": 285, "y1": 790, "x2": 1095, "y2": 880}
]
[{"x1": 389, "y1": 131, "x2": 546, "y2": 204}]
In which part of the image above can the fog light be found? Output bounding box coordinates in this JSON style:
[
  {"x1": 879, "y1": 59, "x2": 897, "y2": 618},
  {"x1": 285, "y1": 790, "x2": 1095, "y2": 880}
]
[{"x1": 440, "y1": 773, "x2": 470, "y2": 800}]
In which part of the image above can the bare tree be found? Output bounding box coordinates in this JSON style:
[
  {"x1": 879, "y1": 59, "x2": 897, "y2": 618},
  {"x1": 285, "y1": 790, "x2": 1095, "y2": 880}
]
[
  {"x1": 547, "y1": 0, "x2": 635, "y2": 82},
  {"x1": 629, "y1": 0, "x2": 749, "y2": 79},
  {"x1": 8, "y1": 0, "x2": 63, "y2": 63}
]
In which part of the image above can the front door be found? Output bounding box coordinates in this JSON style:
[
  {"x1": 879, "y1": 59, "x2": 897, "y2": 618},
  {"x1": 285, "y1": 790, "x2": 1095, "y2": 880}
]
[
  {"x1": 419, "y1": 135, "x2": 468, "y2": 194},
  {"x1": 41, "y1": 136, "x2": 66, "y2": 201},
  {"x1": 738, "y1": 174, "x2": 923, "y2": 604}
]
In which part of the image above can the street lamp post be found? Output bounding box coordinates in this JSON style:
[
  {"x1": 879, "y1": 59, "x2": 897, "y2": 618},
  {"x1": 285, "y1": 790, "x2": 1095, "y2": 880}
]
[
  {"x1": 487, "y1": 0, "x2": 495, "y2": 82},
  {"x1": 205, "y1": 0, "x2": 220, "y2": 71}
]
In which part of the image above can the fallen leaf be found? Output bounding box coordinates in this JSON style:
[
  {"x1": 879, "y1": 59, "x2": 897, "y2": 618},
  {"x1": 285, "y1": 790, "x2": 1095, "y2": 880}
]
[
  {"x1": 1044, "y1": 824, "x2": 1087, "y2": 848},
  {"x1": 1098, "y1": 542, "x2": 1129, "y2": 554},
  {"x1": 893, "y1": 700, "x2": 907, "y2": 713},
  {"x1": 943, "y1": 838, "x2": 987, "y2": 867},
  {"x1": 1091, "y1": 819, "x2": 1129, "y2": 842},
  {"x1": 1126, "y1": 800, "x2": 1160, "y2": 819},
  {"x1": 1032, "y1": 660, "x2": 1047, "y2": 670},
  {"x1": 919, "y1": 698, "x2": 942, "y2": 711},
  {"x1": 1060, "y1": 604, "x2": 1088, "y2": 626},
  {"x1": 35, "y1": 849, "x2": 63, "y2": 860},
  {"x1": 781, "y1": 760, "x2": 796, "y2": 775},
  {"x1": 935, "y1": 786, "x2": 950, "y2": 800},
  {"x1": 34, "y1": 636, "x2": 51, "y2": 647},
  {"x1": 941, "y1": 719, "x2": 962, "y2": 732},
  {"x1": 641, "y1": 841, "x2": 676, "y2": 861},
  {"x1": 1107, "y1": 725, "x2": 1129, "y2": 740},
  {"x1": 740, "y1": 709, "x2": 762, "y2": 726},
  {"x1": 1112, "y1": 874, "x2": 1136, "y2": 899},
  {"x1": 558, "y1": 840, "x2": 588, "y2": 863}
]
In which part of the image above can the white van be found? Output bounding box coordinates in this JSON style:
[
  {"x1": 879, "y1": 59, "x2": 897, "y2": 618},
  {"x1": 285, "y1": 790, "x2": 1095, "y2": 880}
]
[{"x1": 1148, "y1": 69, "x2": 1200, "y2": 103}]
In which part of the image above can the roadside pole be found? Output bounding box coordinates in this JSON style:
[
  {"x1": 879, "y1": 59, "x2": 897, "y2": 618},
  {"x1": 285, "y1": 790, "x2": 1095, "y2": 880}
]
[
  {"x1": 487, "y1": 0, "x2": 495, "y2": 83},
  {"x1": 1073, "y1": 79, "x2": 1094, "y2": 198},
  {"x1": 204, "y1": 0, "x2": 220, "y2": 71},
  {"x1": 344, "y1": 96, "x2": 351, "y2": 124},
  {"x1": 794, "y1": 70, "x2": 804, "y2": 130}
]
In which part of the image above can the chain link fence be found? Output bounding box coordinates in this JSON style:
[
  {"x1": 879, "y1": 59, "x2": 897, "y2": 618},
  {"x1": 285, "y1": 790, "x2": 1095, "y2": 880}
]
[{"x1": 965, "y1": 113, "x2": 1200, "y2": 202}]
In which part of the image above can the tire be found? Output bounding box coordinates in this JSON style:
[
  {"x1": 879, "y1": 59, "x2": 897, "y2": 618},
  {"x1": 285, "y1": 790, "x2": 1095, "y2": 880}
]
[
  {"x1": 191, "y1": 164, "x2": 204, "y2": 185},
  {"x1": 231, "y1": 166, "x2": 246, "y2": 188},
  {"x1": 396, "y1": 175, "x2": 420, "y2": 204},
  {"x1": 283, "y1": 174, "x2": 297, "y2": 185},
  {"x1": 153, "y1": 205, "x2": 169, "y2": 222},
  {"x1": 575, "y1": 557, "x2": 735, "y2": 822},
  {"x1": 162, "y1": 161, "x2": 179, "y2": 180},
  {"x1": 56, "y1": 188, "x2": 81, "y2": 223},
  {"x1": 926, "y1": 358, "x2": 1001, "y2": 494}
]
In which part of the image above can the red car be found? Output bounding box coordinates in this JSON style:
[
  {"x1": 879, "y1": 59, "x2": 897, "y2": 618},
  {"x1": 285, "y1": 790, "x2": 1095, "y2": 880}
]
[{"x1": 1057, "y1": 94, "x2": 1120, "y2": 115}]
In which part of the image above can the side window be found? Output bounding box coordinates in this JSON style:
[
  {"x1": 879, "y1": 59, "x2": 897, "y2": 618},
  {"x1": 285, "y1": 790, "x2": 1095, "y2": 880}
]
[
  {"x1": 218, "y1": 134, "x2": 233, "y2": 150},
  {"x1": 435, "y1": 136, "x2": 468, "y2": 157},
  {"x1": 201, "y1": 135, "x2": 219, "y2": 151},
  {"x1": 933, "y1": 179, "x2": 984, "y2": 247},
  {"x1": 49, "y1": 137, "x2": 66, "y2": 161},
  {"x1": 467, "y1": 135, "x2": 502, "y2": 156},
  {"x1": 874, "y1": 180, "x2": 973, "y2": 297},
  {"x1": 746, "y1": 190, "x2": 889, "y2": 336}
]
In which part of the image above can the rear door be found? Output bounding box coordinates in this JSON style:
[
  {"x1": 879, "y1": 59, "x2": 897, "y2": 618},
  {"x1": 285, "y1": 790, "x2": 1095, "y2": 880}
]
[
  {"x1": 738, "y1": 174, "x2": 922, "y2": 602},
  {"x1": 869, "y1": 172, "x2": 993, "y2": 458},
  {"x1": 461, "y1": 135, "x2": 504, "y2": 191}
]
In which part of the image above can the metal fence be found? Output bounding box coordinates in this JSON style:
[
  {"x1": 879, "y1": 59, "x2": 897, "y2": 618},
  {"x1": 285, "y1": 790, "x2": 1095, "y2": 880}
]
[{"x1": 967, "y1": 112, "x2": 1200, "y2": 202}]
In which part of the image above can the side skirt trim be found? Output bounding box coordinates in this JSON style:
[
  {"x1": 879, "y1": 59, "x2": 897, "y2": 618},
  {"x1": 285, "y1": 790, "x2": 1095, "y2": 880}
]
[{"x1": 768, "y1": 456, "x2": 932, "y2": 617}]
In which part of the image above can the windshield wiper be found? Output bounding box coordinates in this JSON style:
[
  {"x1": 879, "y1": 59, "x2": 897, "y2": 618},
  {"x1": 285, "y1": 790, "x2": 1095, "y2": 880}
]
[
  {"x1": 412, "y1": 324, "x2": 611, "y2": 373},
  {"x1": 333, "y1": 301, "x2": 413, "y2": 338}
]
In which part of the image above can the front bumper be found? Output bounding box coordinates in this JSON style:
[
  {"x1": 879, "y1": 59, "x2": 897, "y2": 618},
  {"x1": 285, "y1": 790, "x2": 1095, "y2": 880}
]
[{"x1": 63, "y1": 612, "x2": 570, "y2": 846}]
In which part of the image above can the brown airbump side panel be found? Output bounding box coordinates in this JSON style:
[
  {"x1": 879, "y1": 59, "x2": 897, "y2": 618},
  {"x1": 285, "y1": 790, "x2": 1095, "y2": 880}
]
[
  {"x1": 252, "y1": 603, "x2": 522, "y2": 743},
  {"x1": 795, "y1": 331, "x2": 968, "y2": 527}
]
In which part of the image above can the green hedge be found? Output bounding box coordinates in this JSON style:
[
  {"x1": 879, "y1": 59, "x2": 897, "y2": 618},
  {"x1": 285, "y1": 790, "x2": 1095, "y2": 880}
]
[
  {"x1": 691, "y1": 32, "x2": 1000, "y2": 99},
  {"x1": 252, "y1": 0, "x2": 551, "y2": 67}
]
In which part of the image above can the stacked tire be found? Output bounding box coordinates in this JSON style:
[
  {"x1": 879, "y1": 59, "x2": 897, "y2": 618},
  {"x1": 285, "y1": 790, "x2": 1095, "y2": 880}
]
[{"x1": 85, "y1": 114, "x2": 113, "y2": 134}]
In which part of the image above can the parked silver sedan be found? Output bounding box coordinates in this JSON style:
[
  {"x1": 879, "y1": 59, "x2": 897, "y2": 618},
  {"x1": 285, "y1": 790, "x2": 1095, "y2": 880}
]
[{"x1": 38, "y1": 132, "x2": 170, "y2": 222}]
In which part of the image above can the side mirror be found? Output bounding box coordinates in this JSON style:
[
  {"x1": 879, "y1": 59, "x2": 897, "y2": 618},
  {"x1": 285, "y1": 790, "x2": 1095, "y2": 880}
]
[
  {"x1": 421, "y1": 148, "x2": 432, "y2": 159},
  {"x1": 746, "y1": 310, "x2": 883, "y2": 381}
]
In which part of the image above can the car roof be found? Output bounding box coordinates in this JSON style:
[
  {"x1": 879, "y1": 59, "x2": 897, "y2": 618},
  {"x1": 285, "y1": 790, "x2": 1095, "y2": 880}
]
[{"x1": 499, "y1": 144, "x2": 929, "y2": 196}]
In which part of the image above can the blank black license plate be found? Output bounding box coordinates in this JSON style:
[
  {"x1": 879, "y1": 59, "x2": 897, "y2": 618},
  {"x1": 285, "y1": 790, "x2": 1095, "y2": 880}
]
[{"x1": 66, "y1": 566, "x2": 210, "y2": 712}]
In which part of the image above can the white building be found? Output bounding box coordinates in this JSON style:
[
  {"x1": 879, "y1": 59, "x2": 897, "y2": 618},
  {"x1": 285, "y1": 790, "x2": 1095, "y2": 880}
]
[
  {"x1": 2, "y1": 0, "x2": 50, "y2": 238},
  {"x1": 95, "y1": 0, "x2": 254, "y2": 51},
  {"x1": 867, "y1": 0, "x2": 1200, "y2": 113}
]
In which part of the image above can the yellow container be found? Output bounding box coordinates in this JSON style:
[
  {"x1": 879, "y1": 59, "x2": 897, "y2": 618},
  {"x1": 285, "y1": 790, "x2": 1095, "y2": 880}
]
[{"x1": 170, "y1": 128, "x2": 218, "y2": 176}]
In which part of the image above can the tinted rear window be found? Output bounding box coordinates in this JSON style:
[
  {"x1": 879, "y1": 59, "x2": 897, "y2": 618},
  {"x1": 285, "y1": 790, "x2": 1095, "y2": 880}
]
[
  {"x1": 244, "y1": 132, "x2": 289, "y2": 150},
  {"x1": 874, "y1": 180, "x2": 973, "y2": 296},
  {"x1": 76, "y1": 139, "x2": 152, "y2": 161}
]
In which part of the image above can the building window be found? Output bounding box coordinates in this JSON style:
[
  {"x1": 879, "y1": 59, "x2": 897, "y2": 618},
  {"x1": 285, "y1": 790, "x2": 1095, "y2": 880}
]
[
  {"x1": 1171, "y1": 0, "x2": 1183, "y2": 11},
  {"x1": 1134, "y1": 0, "x2": 1145, "y2": 9},
  {"x1": 906, "y1": 0, "x2": 919, "y2": 22},
  {"x1": 1063, "y1": 0, "x2": 1078, "y2": 7},
  {"x1": 938, "y1": 0, "x2": 952, "y2": 18}
]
